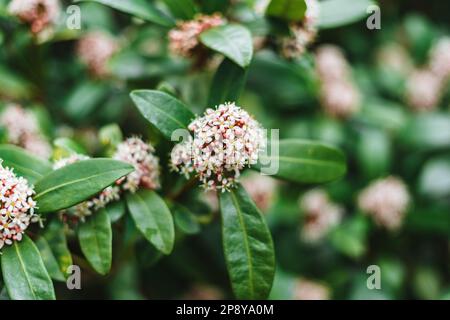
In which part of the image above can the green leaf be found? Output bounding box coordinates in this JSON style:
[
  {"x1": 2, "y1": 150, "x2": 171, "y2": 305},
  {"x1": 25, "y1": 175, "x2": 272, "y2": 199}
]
[
  {"x1": 1, "y1": 235, "x2": 55, "y2": 300},
  {"x1": 78, "y1": 209, "x2": 112, "y2": 275},
  {"x1": 0, "y1": 144, "x2": 53, "y2": 184},
  {"x1": 208, "y1": 58, "x2": 248, "y2": 107},
  {"x1": 318, "y1": 0, "x2": 374, "y2": 29},
  {"x1": 266, "y1": 0, "x2": 307, "y2": 22},
  {"x1": 199, "y1": 24, "x2": 254, "y2": 68},
  {"x1": 418, "y1": 155, "x2": 450, "y2": 199},
  {"x1": 35, "y1": 237, "x2": 65, "y2": 282},
  {"x1": 255, "y1": 139, "x2": 347, "y2": 184},
  {"x1": 76, "y1": 0, "x2": 175, "y2": 27},
  {"x1": 0, "y1": 66, "x2": 32, "y2": 99},
  {"x1": 219, "y1": 184, "x2": 275, "y2": 299},
  {"x1": 330, "y1": 215, "x2": 369, "y2": 259},
  {"x1": 34, "y1": 159, "x2": 134, "y2": 213},
  {"x1": 43, "y1": 219, "x2": 72, "y2": 277},
  {"x1": 126, "y1": 190, "x2": 175, "y2": 255},
  {"x1": 356, "y1": 128, "x2": 391, "y2": 179},
  {"x1": 130, "y1": 90, "x2": 194, "y2": 140},
  {"x1": 64, "y1": 81, "x2": 109, "y2": 121},
  {"x1": 173, "y1": 204, "x2": 201, "y2": 235},
  {"x1": 161, "y1": 0, "x2": 197, "y2": 20},
  {"x1": 105, "y1": 200, "x2": 126, "y2": 223},
  {"x1": 53, "y1": 137, "x2": 87, "y2": 156}
]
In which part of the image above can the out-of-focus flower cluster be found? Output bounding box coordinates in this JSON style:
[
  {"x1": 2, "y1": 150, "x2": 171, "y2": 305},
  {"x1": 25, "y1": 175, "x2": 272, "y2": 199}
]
[
  {"x1": 0, "y1": 162, "x2": 38, "y2": 249},
  {"x1": 170, "y1": 102, "x2": 266, "y2": 191},
  {"x1": 168, "y1": 13, "x2": 225, "y2": 58},
  {"x1": 315, "y1": 45, "x2": 361, "y2": 118},
  {"x1": 8, "y1": 0, "x2": 60, "y2": 34},
  {"x1": 293, "y1": 278, "x2": 330, "y2": 300},
  {"x1": 299, "y1": 189, "x2": 342, "y2": 242},
  {"x1": 358, "y1": 176, "x2": 410, "y2": 230},
  {"x1": 241, "y1": 172, "x2": 277, "y2": 212},
  {"x1": 0, "y1": 104, "x2": 52, "y2": 159},
  {"x1": 281, "y1": 0, "x2": 320, "y2": 59}
]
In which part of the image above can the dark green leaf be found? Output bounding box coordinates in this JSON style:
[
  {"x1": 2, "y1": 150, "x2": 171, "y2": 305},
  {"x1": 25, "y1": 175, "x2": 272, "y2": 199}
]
[
  {"x1": 126, "y1": 190, "x2": 175, "y2": 254},
  {"x1": 254, "y1": 139, "x2": 347, "y2": 184},
  {"x1": 266, "y1": 0, "x2": 307, "y2": 22},
  {"x1": 208, "y1": 58, "x2": 248, "y2": 107},
  {"x1": 78, "y1": 209, "x2": 112, "y2": 275},
  {"x1": 43, "y1": 219, "x2": 72, "y2": 277},
  {"x1": 34, "y1": 159, "x2": 134, "y2": 213},
  {"x1": 130, "y1": 90, "x2": 194, "y2": 140},
  {"x1": 161, "y1": 0, "x2": 197, "y2": 20},
  {"x1": 318, "y1": 0, "x2": 374, "y2": 29},
  {"x1": 1, "y1": 235, "x2": 55, "y2": 300},
  {"x1": 105, "y1": 200, "x2": 126, "y2": 223},
  {"x1": 35, "y1": 237, "x2": 65, "y2": 282},
  {"x1": 199, "y1": 24, "x2": 254, "y2": 68},
  {"x1": 219, "y1": 184, "x2": 275, "y2": 299},
  {"x1": 0, "y1": 144, "x2": 53, "y2": 184},
  {"x1": 173, "y1": 204, "x2": 201, "y2": 235}
]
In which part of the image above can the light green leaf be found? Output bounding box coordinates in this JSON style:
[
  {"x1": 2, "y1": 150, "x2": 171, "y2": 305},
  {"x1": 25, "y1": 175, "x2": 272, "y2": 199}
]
[
  {"x1": 266, "y1": 0, "x2": 307, "y2": 22},
  {"x1": 130, "y1": 90, "x2": 194, "y2": 140},
  {"x1": 318, "y1": 0, "x2": 375, "y2": 29},
  {"x1": 0, "y1": 144, "x2": 53, "y2": 184},
  {"x1": 78, "y1": 209, "x2": 112, "y2": 275},
  {"x1": 35, "y1": 237, "x2": 65, "y2": 282},
  {"x1": 76, "y1": 0, "x2": 175, "y2": 27},
  {"x1": 200, "y1": 24, "x2": 254, "y2": 68},
  {"x1": 418, "y1": 155, "x2": 450, "y2": 199},
  {"x1": 53, "y1": 137, "x2": 87, "y2": 156},
  {"x1": 126, "y1": 190, "x2": 175, "y2": 255},
  {"x1": 219, "y1": 184, "x2": 275, "y2": 299},
  {"x1": 1, "y1": 235, "x2": 55, "y2": 300},
  {"x1": 34, "y1": 159, "x2": 134, "y2": 213},
  {"x1": 255, "y1": 139, "x2": 347, "y2": 184}
]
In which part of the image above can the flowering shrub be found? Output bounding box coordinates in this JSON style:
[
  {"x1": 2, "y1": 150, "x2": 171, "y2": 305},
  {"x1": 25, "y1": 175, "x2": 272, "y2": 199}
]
[{"x1": 0, "y1": 0, "x2": 449, "y2": 301}]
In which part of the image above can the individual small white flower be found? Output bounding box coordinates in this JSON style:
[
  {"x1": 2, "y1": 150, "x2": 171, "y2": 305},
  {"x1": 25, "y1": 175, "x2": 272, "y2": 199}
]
[
  {"x1": 0, "y1": 104, "x2": 51, "y2": 158},
  {"x1": 168, "y1": 13, "x2": 225, "y2": 58},
  {"x1": 429, "y1": 37, "x2": 450, "y2": 81},
  {"x1": 77, "y1": 31, "x2": 118, "y2": 77},
  {"x1": 8, "y1": 0, "x2": 60, "y2": 34},
  {"x1": 358, "y1": 176, "x2": 410, "y2": 230},
  {"x1": 113, "y1": 137, "x2": 160, "y2": 193},
  {"x1": 241, "y1": 172, "x2": 277, "y2": 212},
  {"x1": 299, "y1": 189, "x2": 342, "y2": 242},
  {"x1": 405, "y1": 69, "x2": 443, "y2": 112},
  {"x1": 281, "y1": 0, "x2": 319, "y2": 59},
  {"x1": 0, "y1": 162, "x2": 37, "y2": 249},
  {"x1": 293, "y1": 278, "x2": 330, "y2": 300},
  {"x1": 170, "y1": 102, "x2": 266, "y2": 191}
]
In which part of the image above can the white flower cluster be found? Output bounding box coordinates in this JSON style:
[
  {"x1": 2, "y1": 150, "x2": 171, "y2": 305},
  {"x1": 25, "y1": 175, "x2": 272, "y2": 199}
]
[
  {"x1": 168, "y1": 14, "x2": 225, "y2": 58},
  {"x1": 405, "y1": 37, "x2": 450, "y2": 112},
  {"x1": 281, "y1": 0, "x2": 320, "y2": 59},
  {"x1": 293, "y1": 278, "x2": 330, "y2": 300},
  {"x1": 299, "y1": 189, "x2": 342, "y2": 242},
  {"x1": 170, "y1": 102, "x2": 266, "y2": 191},
  {"x1": 0, "y1": 104, "x2": 52, "y2": 159},
  {"x1": 315, "y1": 45, "x2": 360, "y2": 118},
  {"x1": 0, "y1": 162, "x2": 37, "y2": 249},
  {"x1": 8, "y1": 0, "x2": 60, "y2": 34},
  {"x1": 241, "y1": 172, "x2": 277, "y2": 212},
  {"x1": 113, "y1": 137, "x2": 160, "y2": 193},
  {"x1": 376, "y1": 43, "x2": 413, "y2": 76},
  {"x1": 358, "y1": 176, "x2": 410, "y2": 230}
]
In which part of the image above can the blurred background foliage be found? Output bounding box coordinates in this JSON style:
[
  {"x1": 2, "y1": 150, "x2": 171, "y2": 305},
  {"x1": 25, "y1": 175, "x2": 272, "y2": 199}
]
[{"x1": 0, "y1": 0, "x2": 449, "y2": 299}]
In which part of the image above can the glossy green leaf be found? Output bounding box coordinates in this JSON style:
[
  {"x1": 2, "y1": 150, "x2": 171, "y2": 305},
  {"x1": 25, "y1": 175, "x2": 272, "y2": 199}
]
[
  {"x1": 219, "y1": 184, "x2": 275, "y2": 299},
  {"x1": 208, "y1": 58, "x2": 248, "y2": 107},
  {"x1": 318, "y1": 0, "x2": 374, "y2": 29},
  {"x1": 266, "y1": 0, "x2": 307, "y2": 22},
  {"x1": 34, "y1": 159, "x2": 134, "y2": 213},
  {"x1": 161, "y1": 0, "x2": 197, "y2": 20},
  {"x1": 130, "y1": 90, "x2": 194, "y2": 140},
  {"x1": 43, "y1": 219, "x2": 72, "y2": 277},
  {"x1": 78, "y1": 209, "x2": 112, "y2": 275},
  {"x1": 35, "y1": 237, "x2": 65, "y2": 282},
  {"x1": 76, "y1": 0, "x2": 175, "y2": 27},
  {"x1": 0, "y1": 144, "x2": 53, "y2": 184},
  {"x1": 199, "y1": 24, "x2": 253, "y2": 68},
  {"x1": 255, "y1": 139, "x2": 347, "y2": 184},
  {"x1": 1, "y1": 235, "x2": 55, "y2": 300},
  {"x1": 126, "y1": 190, "x2": 175, "y2": 255}
]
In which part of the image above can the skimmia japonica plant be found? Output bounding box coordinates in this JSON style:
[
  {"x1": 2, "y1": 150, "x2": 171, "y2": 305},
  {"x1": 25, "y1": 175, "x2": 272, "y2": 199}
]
[{"x1": 0, "y1": 0, "x2": 449, "y2": 301}]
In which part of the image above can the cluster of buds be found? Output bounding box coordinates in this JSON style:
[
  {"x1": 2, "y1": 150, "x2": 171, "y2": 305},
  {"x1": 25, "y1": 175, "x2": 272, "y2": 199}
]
[
  {"x1": 77, "y1": 31, "x2": 118, "y2": 77},
  {"x1": 281, "y1": 0, "x2": 320, "y2": 59},
  {"x1": 182, "y1": 284, "x2": 224, "y2": 300},
  {"x1": 293, "y1": 278, "x2": 330, "y2": 300},
  {"x1": 358, "y1": 176, "x2": 410, "y2": 230},
  {"x1": 8, "y1": 0, "x2": 60, "y2": 34},
  {"x1": 405, "y1": 37, "x2": 450, "y2": 112},
  {"x1": 299, "y1": 189, "x2": 342, "y2": 243},
  {"x1": 315, "y1": 45, "x2": 361, "y2": 118},
  {"x1": 0, "y1": 162, "x2": 38, "y2": 249},
  {"x1": 170, "y1": 102, "x2": 266, "y2": 192},
  {"x1": 168, "y1": 13, "x2": 225, "y2": 58},
  {"x1": 0, "y1": 104, "x2": 52, "y2": 159},
  {"x1": 241, "y1": 172, "x2": 277, "y2": 212}
]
